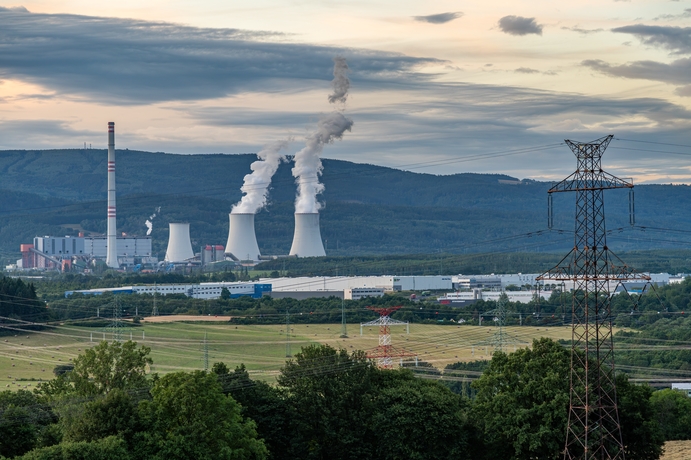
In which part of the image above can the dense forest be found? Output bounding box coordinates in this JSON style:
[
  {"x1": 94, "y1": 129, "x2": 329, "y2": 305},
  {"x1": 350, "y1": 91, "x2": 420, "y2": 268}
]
[
  {"x1": 0, "y1": 339, "x2": 685, "y2": 460},
  {"x1": 1, "y1": 149, "x2": 691, "y2": 264}
]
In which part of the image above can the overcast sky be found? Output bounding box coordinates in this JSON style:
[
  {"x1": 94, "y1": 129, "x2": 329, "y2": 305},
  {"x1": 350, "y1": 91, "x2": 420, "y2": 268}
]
[{"x1": 1, "y1": 0, "x2": 690, "y2": 183}]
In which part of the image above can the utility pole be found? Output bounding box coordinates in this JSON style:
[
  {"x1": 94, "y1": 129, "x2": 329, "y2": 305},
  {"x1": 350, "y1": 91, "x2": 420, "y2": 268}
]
[
  {"x1": 152, "y1": 282, "x2": 159, "y2": 316},
  {"x1": 537, "y1": 135, "x2": 650, "y2": 459},
  {"x1": 340, "y1": 297, "x2": 348, "y2": 338},
  {"x1": 203, "y1": 332, "x2": 209, "y2": 371},
  {"x1": 285, "y1": 307, "x2": 291, "y2": 358}
]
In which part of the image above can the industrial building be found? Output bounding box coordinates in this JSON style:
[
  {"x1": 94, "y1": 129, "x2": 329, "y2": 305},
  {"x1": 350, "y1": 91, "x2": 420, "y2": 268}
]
[
  {"x1": 19, "y1": 235, "x2": 156, "y2": 270},
  {"x1": 262, "y1": 275, "x2": 453, "y2": 293},
  {"x1": 66, "y1": 282, "x2": 272, "y2": 300}
]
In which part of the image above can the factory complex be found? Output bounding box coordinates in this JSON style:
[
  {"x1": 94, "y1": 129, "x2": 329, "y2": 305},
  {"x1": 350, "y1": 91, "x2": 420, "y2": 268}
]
[
  {"x1": 63, "y1": 273, "x2": 687, "y2": 305},
  {"x1": 9, "y1": 122, "x2": 333, "y2": 273}
]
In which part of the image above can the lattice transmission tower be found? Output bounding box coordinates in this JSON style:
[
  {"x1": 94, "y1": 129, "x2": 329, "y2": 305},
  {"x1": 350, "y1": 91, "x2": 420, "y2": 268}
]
[
  {"x1": 537, "y1": 135, "x2": 649, "y2": 459},
  {"x1": 105, "y1": 296, "x2": 126, "y2": 342},
  {"x1": 485, "y1": 293, "x2": 525, "y2": 353},
  {"x1": 361, "y1": 306, "x2": 414, "y2": 369}
]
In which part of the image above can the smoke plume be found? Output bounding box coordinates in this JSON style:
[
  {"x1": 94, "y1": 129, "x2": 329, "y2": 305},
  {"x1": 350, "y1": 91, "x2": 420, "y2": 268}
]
[
  {"x1": 328, "y1": 56, "x2": 350, "y2": 104},
  {"x1": 292, "y1": 57, "x2": 353, "y2": 213},
  {"x1": 144, "y1": 206, "x2": 161, "y2": 236},
  {"x1": 233, "y1": 139, "x2": 291, "y2": 214}
]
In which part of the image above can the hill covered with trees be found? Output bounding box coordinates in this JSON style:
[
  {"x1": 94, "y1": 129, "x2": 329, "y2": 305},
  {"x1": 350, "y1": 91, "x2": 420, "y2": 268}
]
[{"x1": 1, "y1": 149, "x2": 691, "y2": 263}]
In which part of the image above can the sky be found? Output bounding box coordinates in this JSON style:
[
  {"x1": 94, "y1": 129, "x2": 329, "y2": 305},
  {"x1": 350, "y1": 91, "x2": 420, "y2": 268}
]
[{"x1": 1, "y1": 1, "x2": 691, "y2": 183}]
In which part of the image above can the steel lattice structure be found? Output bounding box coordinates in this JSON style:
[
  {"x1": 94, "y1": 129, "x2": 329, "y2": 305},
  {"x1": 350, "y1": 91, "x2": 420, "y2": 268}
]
[
  {"x1": 362, "y1": 306, "x2": 414, "y2": 369},
  {"x1": 537, "y1": 135, "x2": 650, "y2": 459}
]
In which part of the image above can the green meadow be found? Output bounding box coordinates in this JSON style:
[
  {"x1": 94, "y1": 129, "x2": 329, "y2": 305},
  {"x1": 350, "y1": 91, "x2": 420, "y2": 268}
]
[{"x1": 0, "y1": 320, "x2": 575, "y2": 389}]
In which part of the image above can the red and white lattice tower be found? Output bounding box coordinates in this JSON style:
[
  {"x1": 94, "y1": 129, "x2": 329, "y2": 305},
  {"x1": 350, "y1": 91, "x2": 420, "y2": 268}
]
[{"x1": 362, "y1": 305, "x2": 415, "y2": 369}]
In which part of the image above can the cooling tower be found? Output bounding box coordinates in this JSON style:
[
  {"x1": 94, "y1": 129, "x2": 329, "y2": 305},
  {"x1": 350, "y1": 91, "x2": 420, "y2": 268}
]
[
  {"x1": 105, "y1": 122, "x2": 119, "y2": 269},
  {"x1": 225, "y1": 213, "x2": 261, "y2": 261},
  {"x1": 165, "y1": 223, "x2": 195, "y2": 263},
  {"x1": 289, "y1": 213, "x2": 326, "y2": 257}
]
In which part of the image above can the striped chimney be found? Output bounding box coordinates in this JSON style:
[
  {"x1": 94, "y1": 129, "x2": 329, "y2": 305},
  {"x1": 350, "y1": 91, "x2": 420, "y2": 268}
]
[{"x1": 105, "y1": 122, "x2": 119, "y2": 268}]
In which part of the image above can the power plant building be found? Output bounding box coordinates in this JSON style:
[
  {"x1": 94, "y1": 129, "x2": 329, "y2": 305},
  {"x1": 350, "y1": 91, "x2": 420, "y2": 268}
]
[
  {"x1": 225, "y1": 213, "x2": 261, "y2": 261},
  {"x1": 289, "y1": 213, "x2": 326, "y2": 257},
  {"x1": 20, "y1": 235, "x2": 156, "y2": 269},
  {"x1": 165, "y1": 223, "x2": 195, "y2": 263}
]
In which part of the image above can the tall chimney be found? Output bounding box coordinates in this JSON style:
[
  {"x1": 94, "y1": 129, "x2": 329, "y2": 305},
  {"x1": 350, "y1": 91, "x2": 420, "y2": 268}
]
[
  {"x1": 105, "y1": 122, "x2": 119, "y2": 268},
  {"x1": 289, "y1": 213, "x2": 326, "y2": 257},
  {"x1": 165, "y1": 222, "x2": 195, "y2": 263},
  {"x1": 225, "y1": 213, "x2": 261, "y2": 261}
]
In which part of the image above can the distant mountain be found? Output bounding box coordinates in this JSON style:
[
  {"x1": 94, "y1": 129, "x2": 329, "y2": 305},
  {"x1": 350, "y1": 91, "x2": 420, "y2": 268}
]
[{"x1": 0, "y1": 149, "x2": 690, "y2": 262}]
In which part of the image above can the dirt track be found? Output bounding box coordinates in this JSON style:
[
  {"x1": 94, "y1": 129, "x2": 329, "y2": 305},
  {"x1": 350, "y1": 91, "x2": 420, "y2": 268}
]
[
  {"x1": 662, "y1": 441, "x2": 691, "y2": 460},
  {"x1": 141, "y1": 315, "x2": 232, "y2": 323}
]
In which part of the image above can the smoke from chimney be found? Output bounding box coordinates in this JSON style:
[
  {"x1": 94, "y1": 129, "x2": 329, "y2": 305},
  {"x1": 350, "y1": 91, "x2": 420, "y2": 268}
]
[
  {"x1": 328, "y1": 57, "x2": 350, "y2": 104},
  {"x1": 292, "y1": 57, "x2": 353, "y2": 214},
  {"x1": 144, "y1": 206, "x2": 161, "y2": 236},
  {"x1": 232, "y1": 139, "x2": 291, "y2": 214}
]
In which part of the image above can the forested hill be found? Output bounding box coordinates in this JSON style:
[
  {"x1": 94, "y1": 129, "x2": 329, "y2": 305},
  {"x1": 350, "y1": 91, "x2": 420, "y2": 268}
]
[{"x1": 1, "y1": 148, "x2": 691, "y2": 260}]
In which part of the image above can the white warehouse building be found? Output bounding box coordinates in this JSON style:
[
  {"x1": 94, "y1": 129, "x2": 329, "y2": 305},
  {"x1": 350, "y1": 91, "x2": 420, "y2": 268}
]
[{"x1": 261, "y1": 276, "x2": 453, "y2": 293}]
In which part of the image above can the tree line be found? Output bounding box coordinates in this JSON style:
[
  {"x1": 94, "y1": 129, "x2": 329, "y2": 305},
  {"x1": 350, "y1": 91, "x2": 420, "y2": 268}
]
[{"x1": 1, "y1": 338, "x2": 689, "y2": 459}]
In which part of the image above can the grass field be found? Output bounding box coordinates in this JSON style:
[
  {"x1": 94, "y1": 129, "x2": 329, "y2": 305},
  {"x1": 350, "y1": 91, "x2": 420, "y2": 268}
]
[
  {"x1": 0, "y1": 319, "x2": 575, "y2": 389},
  {"x1": 662, "y1": 441, "x2": 691, "y2": 459}
]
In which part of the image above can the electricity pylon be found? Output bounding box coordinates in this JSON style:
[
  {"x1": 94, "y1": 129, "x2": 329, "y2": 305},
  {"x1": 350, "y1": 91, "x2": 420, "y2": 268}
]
[{"x1": 537, "y1": 135, "x2": 650, "y2": 459}]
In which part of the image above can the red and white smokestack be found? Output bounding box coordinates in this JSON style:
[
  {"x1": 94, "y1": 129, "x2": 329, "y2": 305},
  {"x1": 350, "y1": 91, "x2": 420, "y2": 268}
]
[{"x1": 105, "y1": 122, "x2": 119, "y2": 268}]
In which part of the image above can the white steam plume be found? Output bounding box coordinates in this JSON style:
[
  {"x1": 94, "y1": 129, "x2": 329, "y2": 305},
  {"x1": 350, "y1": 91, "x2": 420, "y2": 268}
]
[
  {"x1": 144, "y1": 206, "x2": 161, "y2": 236},
  {"x1": 292, "y1": 57, "x2": 353, "y2": 213},
  {"x1": 233, "y1": 139, "x2": 291, "y2": 214},
  {"x1": 292, "y1": 112, "x2": 353, "y2": 213},
  {"x1": 328, "y1": 56, "x2": 350, "y2": 104}
]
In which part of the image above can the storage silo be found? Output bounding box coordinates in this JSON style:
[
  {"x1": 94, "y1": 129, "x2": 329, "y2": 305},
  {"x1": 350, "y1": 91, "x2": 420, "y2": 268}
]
[
  {"x1": 164, "y1": 223, "x2": 195, "y2": 263},
  {"x1": 225, "y1": 213, "x2": 261, "y2": 261},
  {"x1": 289, "y1": 213, "x2": 326, "y2": 257}
]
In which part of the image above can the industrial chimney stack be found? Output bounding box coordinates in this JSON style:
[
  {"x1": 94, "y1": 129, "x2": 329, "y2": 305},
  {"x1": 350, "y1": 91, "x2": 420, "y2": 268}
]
[
  {"x1": 105, "y1": 122, "x2": 119, "y2": 268},
  {"x1": 225, "y1": 213, "x2": 261, "y2": 261},
  {"x1": 289, "y1": 213, "x2": 326, "y2": 257}
]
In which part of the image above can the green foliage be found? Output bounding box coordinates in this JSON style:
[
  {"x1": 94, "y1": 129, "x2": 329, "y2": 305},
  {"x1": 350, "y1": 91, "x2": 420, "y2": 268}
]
[
  {"x1": 616, "y1": 375, "x2": 664, "y2": 460},
  {"x1": 0, "y1": 390, "x2": 58, "y2": 458},
  {"x1": 0, "y1": 277, "x2": 49, "y2": 324},
  {"x1": 70, "y1": 341, "x2": 152, "y2": 397},
  {"x1": 276, "y1": 344, "x2": 472, "y2": 460},
  {"x1": 16, "y1": 436, "x2": 130, "y2": 460},
  {"x1": 60, "y1": 389, "x2": 141, "y2": 445},
  {"x1": 650, "y1": 389, "x2": 691, "y2": 441},
  {"x1": 471, "y1": 338, "x2": 571, "y2": 460},
  {"x1": 219, "y1": 364, "x2": 300, "y2": 460},
  {"x1": 471, "y1": 338, "x2": 664, "y2": 460},
  {"x1": 38, "y1": 341, "x2": 152, "y2": 398},
  {"x1": 135, "y1": 371, "x2": 267, "y2": 460},
  {"x1": 367, "y1": 376, "x2": 471, "y2": 460}
]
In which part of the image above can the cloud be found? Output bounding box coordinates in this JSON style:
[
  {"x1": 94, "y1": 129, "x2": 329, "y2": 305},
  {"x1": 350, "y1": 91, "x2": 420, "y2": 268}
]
[
  {"x1": 583, "y1": 58, "x2": 691, "y2": 85},
  {"x1": 561, "y1": 26, "x2": 604, "y2": 35},
  {"x1": 413, "y1": 12, "x2": 463, "y2": 24},
  {"x1": 171, "y1": 81, "x2": 691, "y2": 181},
  {"x1": 612, "y1": 24, "x2": 691, "y2": 54},
  {"x1": 674, "y1": 85, "x2": 691, "y2": 97},
  {"x1": 0, "y1": 120, "x2": 98, "y2": 148},
  {"x1": 0, "y1": 8, "x2": 441, "y2": 104},
  {"x1": 515, "y1": 67, "x2": 540, "y2": 74},
  {"x1": 655, "y1": 9, "x2": 691, "y2": 21},
  {"x1": 498, "y1": 16, "x2": 543, "y2": 36}
]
